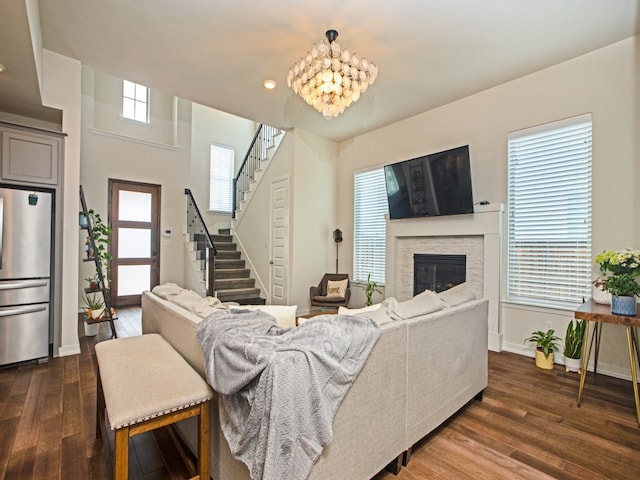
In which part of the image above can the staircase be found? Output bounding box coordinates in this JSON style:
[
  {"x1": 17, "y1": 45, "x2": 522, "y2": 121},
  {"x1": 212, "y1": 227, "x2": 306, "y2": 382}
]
[
  {"x1": 211, "y1": 228, "x2": 265, "y2": 305},
  {"x1": 185, "y1": 124, "x2": 284, "y2": 304},
  {"x1": 233, "y1": 124, "x2": 284, "y2": 220}
]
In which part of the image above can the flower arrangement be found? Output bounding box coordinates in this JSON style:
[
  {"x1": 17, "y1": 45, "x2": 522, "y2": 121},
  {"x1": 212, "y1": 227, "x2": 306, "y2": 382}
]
[{"x1": 594, "y1": 248, "x2": 640, "y2": 297}]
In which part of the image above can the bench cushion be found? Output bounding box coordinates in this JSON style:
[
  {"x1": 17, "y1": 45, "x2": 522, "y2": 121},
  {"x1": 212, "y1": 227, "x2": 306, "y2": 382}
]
[{"x1": 95, "y1": 333, "x2": 212, "y2": 430}]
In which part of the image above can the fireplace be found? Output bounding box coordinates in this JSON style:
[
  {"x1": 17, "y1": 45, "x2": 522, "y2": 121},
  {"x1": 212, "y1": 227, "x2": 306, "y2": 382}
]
[{"x1": 413, "y1": 254, "x2": 466, "y2": 295}]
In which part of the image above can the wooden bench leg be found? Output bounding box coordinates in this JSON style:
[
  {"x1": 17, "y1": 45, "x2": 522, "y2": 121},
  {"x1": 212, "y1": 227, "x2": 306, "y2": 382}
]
[
  {"x1": 114, "y1": 427, "x2": 130, "y2": 480},
  {"x1": 198, "y1": 401, "x2": 211, "y2": 480}
]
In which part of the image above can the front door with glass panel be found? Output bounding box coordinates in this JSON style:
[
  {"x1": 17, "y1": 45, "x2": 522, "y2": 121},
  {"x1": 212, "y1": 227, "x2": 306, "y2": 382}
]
[{"x1": 108, "y1": 179, "x2": 160, "y2": 306}]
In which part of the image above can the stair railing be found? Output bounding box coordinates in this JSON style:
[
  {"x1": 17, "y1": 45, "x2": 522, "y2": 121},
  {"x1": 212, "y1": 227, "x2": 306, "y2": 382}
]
[
  {"x1": 184, "y1": 188, "x2": 216, "y2": 296},
  {"x1": 232, "y1": 124, "x2": 282, "y2": 218}
]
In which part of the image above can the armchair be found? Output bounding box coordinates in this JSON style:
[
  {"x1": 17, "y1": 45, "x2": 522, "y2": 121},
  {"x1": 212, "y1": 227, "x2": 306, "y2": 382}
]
[{"x1": 309, "y1": 273, "x2": 351, "y2": 309}]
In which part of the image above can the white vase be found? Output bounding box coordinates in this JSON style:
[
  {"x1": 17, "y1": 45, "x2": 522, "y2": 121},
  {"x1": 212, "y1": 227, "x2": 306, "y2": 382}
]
[
  {"x1": 84, "y1": 321, "x2": 99, "y2": 337},
  {"x1": 564, "y1": 357, "x2": 582, "y2": 373},
  {"x1": 592, "y1": 284, "x2": 611, "y2": 305}
]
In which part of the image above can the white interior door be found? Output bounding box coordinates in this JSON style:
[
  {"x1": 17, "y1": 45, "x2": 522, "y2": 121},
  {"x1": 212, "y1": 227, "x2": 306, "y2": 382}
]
[{"x1": 269, "y1": 177, "x2": 289, "y2": 305}]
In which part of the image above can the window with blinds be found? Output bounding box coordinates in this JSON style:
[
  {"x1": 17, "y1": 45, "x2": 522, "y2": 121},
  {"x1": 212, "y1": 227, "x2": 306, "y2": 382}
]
[
  {"x1": 209, "y1": 143, "x2": 234, "y2": 213},
  {"x1": 354, "y1": 168, "x2": 388, "y2": 284},
  {"x1": 507, "y1": 114, "x2": 592, "y2": 308},
  {"x1": 122, "y1": 80, "x2": 150, "y2": 123}
]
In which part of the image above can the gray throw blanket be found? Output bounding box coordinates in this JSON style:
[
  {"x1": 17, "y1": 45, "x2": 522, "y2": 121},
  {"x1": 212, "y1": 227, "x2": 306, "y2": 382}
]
[{"x1": 196, "y1": 309, "x2": 380, "y2": 480}]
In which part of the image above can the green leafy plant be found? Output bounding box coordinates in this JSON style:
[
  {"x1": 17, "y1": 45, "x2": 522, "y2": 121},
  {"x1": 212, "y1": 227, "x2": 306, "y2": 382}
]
[
  {"x1": 86, "y1": 209, "x2": 112, "y2": 280},
  {"x1": 602, "y1": 273, "x2": 640, "y2": 297},
  {"x1": 563, "y1": 320, "x2": 586, "y2": 359},
  {"x1": 359, "y1": 273, "x2": 383, "y2": 306},
  {"x1": 524, "y1": 329, "x2": 561, "y2": 358}
]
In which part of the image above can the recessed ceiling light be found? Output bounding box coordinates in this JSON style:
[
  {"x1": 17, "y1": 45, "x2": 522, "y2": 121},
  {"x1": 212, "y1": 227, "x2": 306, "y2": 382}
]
[
  {"x1": 0, "y1": 64, "x2": 6, "y2": 73},
  {"x1": 263, "y1": 79, "x2": 277, "y2": 90}
]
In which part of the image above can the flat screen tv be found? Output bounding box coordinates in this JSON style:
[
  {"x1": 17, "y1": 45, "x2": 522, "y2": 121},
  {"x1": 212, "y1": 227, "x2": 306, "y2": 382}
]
[{"x1": 384, "y1": 145, "x2": 474, "y2": 219}]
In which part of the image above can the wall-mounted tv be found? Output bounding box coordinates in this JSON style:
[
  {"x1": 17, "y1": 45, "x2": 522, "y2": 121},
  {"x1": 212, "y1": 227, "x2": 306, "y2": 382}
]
[{"x1": 384, "y1": 145, "x2": 474, "y2": 220}]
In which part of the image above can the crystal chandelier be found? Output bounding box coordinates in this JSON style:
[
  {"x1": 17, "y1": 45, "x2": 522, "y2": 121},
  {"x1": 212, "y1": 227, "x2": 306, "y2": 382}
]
[{"x1": 287, "y1": 29, "x2": 378, "y2": 119}]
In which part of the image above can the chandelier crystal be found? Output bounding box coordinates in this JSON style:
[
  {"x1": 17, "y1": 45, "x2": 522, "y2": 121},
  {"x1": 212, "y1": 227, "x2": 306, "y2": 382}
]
[{"x1": 287, "y1": 29, "x2": 378, "y2": 119}]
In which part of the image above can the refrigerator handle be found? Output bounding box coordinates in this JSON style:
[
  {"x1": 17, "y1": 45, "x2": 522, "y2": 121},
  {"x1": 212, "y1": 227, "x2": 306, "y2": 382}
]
[
  {"x1": 0, "y1": 197, "x2": 3, "y2": 269},
  {"x1": 0, "y1": 304, "x2": 47, "y2": 317},
  {"x1": 0, "y1": 279, "x2": 49, "y2": 290}
]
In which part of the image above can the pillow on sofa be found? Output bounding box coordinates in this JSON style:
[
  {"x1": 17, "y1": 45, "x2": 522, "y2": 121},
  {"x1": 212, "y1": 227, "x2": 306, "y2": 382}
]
[
  {"x1": 152, "y1": 282, "x2": 186, "y2": 299},
  {"x1": 338, "y1": 304, "x2": 381, "y2": 315},
  {"x1": 326, "y1": 279, "x2": 348, "y2": 298},
  {"x1": 389, "y1": 289, "x2": 443, "y2": 320},
  {"x1": 438, "y1": 282, "x2": 476, "y2": 307},
  {"x1": 230, "y1": 305, "x2": 298, "y2": 328}
]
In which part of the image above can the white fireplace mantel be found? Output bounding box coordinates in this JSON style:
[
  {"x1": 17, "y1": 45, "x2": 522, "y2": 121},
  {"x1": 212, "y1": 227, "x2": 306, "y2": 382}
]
[{"x1": 385, "y1": 203, "x2": 504, "y2": 351}]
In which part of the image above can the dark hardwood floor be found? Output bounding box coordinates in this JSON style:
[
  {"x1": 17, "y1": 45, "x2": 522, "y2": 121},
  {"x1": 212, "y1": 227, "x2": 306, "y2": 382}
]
[{"x1": 1, "y1": 309, "x2": 639, "y2": 479}]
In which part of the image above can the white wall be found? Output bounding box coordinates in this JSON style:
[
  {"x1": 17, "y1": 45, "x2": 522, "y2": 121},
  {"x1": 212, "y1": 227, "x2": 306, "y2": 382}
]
[
  {"x1": 234, "y1": 129, "x2": 337, "y2": 312},
  {"x1": 336, "y1": 36, "x2": 639, "y2": 378},
  {"x1": 190, "y1": 103, "x2": 256, "y2": 231},
  {"x1": 80, "y1": 67, "x2": 192, "y2": 297}
]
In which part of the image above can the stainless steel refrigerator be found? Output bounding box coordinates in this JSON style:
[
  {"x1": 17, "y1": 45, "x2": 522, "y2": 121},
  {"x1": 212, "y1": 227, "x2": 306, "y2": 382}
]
[{"x1": 0, "y1": 186, "x2": 52, "y2": 366}]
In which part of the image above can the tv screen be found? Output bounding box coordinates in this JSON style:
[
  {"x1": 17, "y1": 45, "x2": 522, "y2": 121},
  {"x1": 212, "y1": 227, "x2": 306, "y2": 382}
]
[{"x1": 384, "y1": 145, "x2": 474, "y2": 219}]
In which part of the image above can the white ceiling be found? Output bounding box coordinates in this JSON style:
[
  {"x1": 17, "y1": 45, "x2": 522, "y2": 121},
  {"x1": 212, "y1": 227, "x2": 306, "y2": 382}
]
[{"x1": 2, "y1": 0, "x2": 639, "y2": 141}]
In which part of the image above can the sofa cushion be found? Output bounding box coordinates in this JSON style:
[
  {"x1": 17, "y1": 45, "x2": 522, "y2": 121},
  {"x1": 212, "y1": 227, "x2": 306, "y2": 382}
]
[
  {"x1": 438, "y1": 282, "x2": 476, "y2": 307},
  {"x1": 338, "y1": 304, "x2": 394, "y2": 326},
  {"x1": 326, "y1": 279, "x2": 348, "y2": 298},
  {"x1": 386, "y1": 289, "x2": 443, "y2": 320},
  {"x1": 338, "y1": 304, "x2": 381, "y2": 315},
  {"x1": 230, "y1": 305, "x2": 298, "y2": 328}
]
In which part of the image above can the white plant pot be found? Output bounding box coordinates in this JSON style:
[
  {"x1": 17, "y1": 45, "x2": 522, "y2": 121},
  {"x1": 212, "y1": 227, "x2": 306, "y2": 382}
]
[
  {"x1": 90, "y1": 307, "x2": 104, "y2": 320},
  {"x1": 564, "y1": 357, "x2": 582, "y2": 373},
  {"x1": 84, "y1": 321, "x2": 99, "y2": 337}
]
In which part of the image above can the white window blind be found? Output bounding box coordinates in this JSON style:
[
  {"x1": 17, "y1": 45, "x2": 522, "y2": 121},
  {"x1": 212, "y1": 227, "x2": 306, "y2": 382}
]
[
  {"x1": 122, "y1": 80, "x2": 149, "y2": 123},
  {"x1": 354, "y1": 168, "x2": 388, "y2": 284},
  {"x1": 507, "y1": 114, "x2": 592, "y2": 308},
  {"x1": 209, "y1": 143, "x2": 234, "y2": 213}
]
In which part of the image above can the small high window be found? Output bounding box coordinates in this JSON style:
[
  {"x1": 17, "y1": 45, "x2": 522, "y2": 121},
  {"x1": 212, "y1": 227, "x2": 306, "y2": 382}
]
[{"x1": 122, "y1": 80, "x2": 150, "y2": 123}]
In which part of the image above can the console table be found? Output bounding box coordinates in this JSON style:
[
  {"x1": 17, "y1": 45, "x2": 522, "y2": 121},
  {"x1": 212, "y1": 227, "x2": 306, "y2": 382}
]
[{"x1": 575, "y1": 299, "x2": 640, "y2": 426}]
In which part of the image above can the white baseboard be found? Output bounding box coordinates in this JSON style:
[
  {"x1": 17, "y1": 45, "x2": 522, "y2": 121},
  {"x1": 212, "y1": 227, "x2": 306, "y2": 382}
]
[
  {"x1": 501, "y1": 341, "x2": 634, "y2": 382},
  {"x1": 57, "y1": 343, "x2": 81, "y2": 357}
]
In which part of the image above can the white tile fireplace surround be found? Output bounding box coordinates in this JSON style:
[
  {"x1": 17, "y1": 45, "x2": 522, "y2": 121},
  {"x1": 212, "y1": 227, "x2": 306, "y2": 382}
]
[{"x1": 385, "y1": 204, "x2": 504, "y2": 351}]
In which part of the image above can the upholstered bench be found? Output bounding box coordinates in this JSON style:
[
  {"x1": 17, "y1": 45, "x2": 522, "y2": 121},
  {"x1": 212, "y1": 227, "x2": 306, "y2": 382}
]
[{"x1": 95, "y1": 333, "x2": 213, "y2": 480}]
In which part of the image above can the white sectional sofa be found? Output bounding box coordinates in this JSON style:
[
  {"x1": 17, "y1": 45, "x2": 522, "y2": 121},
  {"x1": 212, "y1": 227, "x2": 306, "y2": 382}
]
[{"x1": 141, "y1": 286, "x2": 488, "y2": 480}]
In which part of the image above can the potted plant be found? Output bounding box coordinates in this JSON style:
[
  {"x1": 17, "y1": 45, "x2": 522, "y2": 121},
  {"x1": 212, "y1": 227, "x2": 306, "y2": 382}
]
[
  {"x1": 359, "y1": 273, "x2": 383, "y2": 307},
  {"x1": 595, "y1": 249, "x2": 640, "y2": 316},
  {"x1": 82, "y1": 291, "x2": 105, "y2": 320},
  {"x1": 85, "y1": 274, "x2": 99, "y2": 291},
  {"x1": 563, "y1": 319, "x2": 586, "y2": 373},
  {"x1": 524, "y1": 329, "x2": 561, "y2": 370}
]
